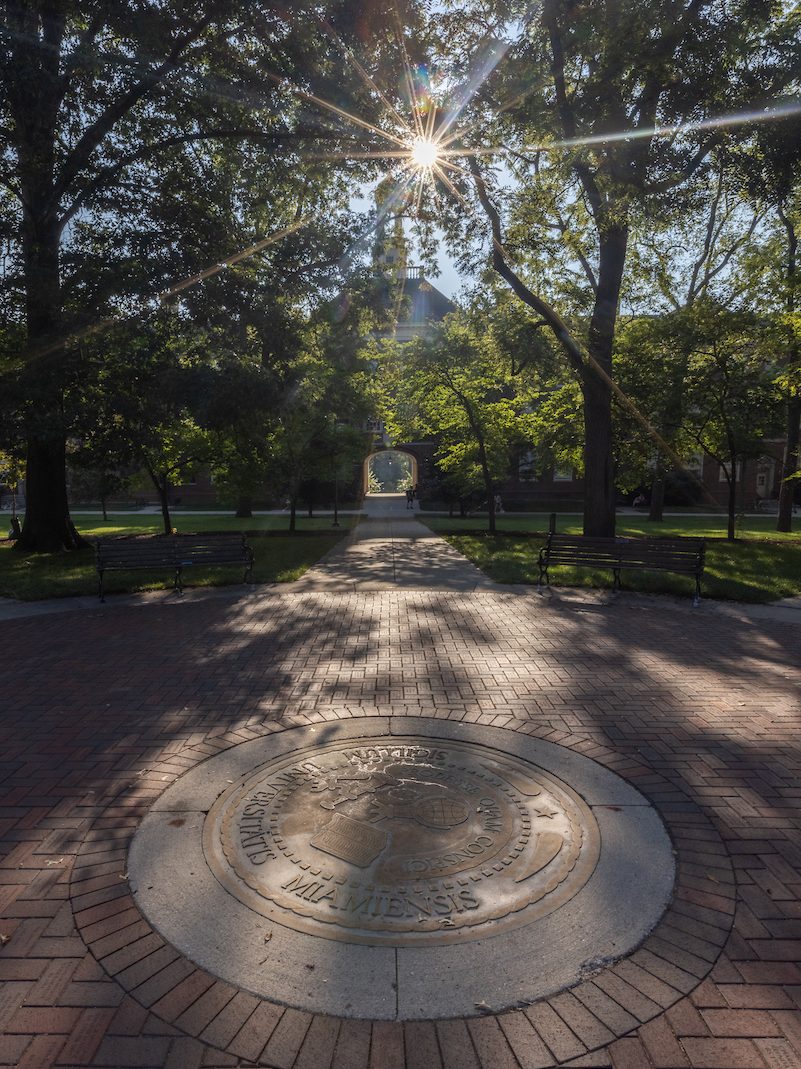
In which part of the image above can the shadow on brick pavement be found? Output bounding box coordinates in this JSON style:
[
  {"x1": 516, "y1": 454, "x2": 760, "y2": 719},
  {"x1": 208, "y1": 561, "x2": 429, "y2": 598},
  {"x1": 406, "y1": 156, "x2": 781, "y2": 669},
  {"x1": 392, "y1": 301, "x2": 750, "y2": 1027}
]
[{"x1": 1, "y1": 544, "x2": 801, "y2": 1067}]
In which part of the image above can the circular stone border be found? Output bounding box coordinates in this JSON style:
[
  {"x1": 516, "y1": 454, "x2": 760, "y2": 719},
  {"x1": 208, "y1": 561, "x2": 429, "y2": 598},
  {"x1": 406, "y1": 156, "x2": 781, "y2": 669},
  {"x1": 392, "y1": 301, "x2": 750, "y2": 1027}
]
[
  {"x1": 128, "y1": 719, "x2": 674, "y2": 1020},
  {"x1": 70, "y1": 716, "x2": 736, "y2": 1059}
]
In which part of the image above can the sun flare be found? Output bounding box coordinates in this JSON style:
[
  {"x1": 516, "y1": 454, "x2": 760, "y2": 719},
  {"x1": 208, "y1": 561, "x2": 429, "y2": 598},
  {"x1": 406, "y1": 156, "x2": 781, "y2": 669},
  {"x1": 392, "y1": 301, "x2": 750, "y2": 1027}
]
[{"x1": 410, "y1": 138, "x2": 440, "y2": 169}]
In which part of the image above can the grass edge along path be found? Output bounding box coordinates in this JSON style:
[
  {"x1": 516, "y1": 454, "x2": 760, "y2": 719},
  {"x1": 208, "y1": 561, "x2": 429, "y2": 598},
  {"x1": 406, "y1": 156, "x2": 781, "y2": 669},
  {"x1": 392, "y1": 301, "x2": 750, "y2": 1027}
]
[
  {"x1": 421, "y1": 518, "x2": 801, "y2": 604},
  {"x1": 0, "y1": 518, "x2": 356, "y2": 601}
]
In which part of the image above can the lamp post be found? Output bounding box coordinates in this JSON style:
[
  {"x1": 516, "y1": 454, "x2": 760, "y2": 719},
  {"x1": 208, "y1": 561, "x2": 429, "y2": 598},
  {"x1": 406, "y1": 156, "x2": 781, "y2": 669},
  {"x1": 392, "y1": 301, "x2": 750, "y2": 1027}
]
[{"x1": 332, "y1": 421, "x2": 341, "y2": 528}]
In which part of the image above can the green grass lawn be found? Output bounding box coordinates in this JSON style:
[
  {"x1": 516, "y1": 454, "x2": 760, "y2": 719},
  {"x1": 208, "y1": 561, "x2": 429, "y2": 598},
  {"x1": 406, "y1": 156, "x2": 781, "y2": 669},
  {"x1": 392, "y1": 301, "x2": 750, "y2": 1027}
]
[
  {"x1": 0, "y1": 514, "x2": 355, "y2": 601},
  {"x1": 422, "y1": 518, "x2": 801, "y2": 604},
  {"x1": 422, "y1": 512, "x2": 801, "y2": 541},
  {"x1": 67, "y1": 512, "x2": 359, "y2": 536}
]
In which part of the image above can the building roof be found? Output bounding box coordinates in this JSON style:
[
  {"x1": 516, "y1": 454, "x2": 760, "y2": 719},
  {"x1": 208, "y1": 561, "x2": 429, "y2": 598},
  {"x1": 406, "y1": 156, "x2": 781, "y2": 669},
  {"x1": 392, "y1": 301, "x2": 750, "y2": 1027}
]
[{"x1": 391, "y1": 267, "x2": 456, "y2": 341}]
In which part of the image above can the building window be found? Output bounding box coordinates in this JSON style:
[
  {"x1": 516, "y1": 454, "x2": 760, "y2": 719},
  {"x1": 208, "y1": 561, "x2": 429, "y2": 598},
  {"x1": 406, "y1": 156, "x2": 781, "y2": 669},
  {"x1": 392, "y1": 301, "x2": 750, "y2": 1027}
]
[
  {"x1": 684, "y1": 451, "x2": 704, "y2": 475},
  {"x1": 756, "y1": 456, "x2": 775, "y2": 496},
  {"x1": 553, "y1": 463, "x2": 573, "y2": 482},
  {"x1": 718, "y1": 462, "x2": 741, "y2": 483},
  {"x1": 518, "y1": 449, "x2": 537, "y2": 482}
]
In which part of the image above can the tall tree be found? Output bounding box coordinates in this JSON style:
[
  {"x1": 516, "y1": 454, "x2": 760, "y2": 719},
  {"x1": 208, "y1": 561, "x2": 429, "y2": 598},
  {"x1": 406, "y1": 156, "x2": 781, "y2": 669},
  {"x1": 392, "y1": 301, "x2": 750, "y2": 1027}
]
[
  {"x1": 682, "y1": 300, "x2": 780, "y2": 540},
  {"x1": 380, "y1": 308, "x2": 546, "y2": 533},
  {"x1": 620, "y1": 165, "x2": 767, "y2": 519},
  {"x1": 432, "y1": 0, "x2": 798, "y2": 535},
  {"x1": 730, "y1": 116, "x2": 801, "y2": 531},
  {"x1": 74, "y1": 316, "x2": 222, "y2": 535},
  {"x1": 0, "y1": 0, "x2": 422, "y2": 551}
]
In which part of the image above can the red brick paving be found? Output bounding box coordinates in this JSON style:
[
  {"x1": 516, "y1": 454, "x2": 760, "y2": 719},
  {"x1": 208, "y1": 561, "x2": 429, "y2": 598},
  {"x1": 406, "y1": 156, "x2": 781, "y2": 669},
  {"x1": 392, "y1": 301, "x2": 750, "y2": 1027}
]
[{"x1": 2, "y1": 589, "x2": 801, "y2": 1067}]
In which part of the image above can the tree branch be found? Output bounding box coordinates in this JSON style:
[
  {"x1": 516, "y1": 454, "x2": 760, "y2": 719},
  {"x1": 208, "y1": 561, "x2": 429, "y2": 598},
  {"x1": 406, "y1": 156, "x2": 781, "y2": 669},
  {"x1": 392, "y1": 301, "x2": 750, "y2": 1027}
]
[
  {"x1": 645, "y1": 136, "x2": 717, "y2": 196},
  {"x1": 542, "y1": 0, "x2": 605, "y2": 223},
  {"x1": 701, "y1": 210, "x2": 761, "y2": 291},
  {"x1": 58, "y1": 126, "x2": 360, "y2": 226},
  {"x1": 634, "y1": 0, "x2": 714, "y2": 135},
  {"x1": 52, "y1": 9, "x2": 221, "y2": 208},
  {"x1": 686, "y1": 165, "x2": 724, "y2": 303},
  {"x1": 554, "y1": 208, "x2": 598, "y2": 295},
  {"x1": 468, "y1": 156, "x2": 587, "y2": 379},
  {"x1": 62, "y1": 10, "x2": 108, "y2": 73}
]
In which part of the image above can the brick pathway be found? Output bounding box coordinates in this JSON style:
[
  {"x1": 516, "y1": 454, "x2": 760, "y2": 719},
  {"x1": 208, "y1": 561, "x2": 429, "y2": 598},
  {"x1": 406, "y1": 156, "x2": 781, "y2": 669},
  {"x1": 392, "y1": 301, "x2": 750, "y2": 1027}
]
[{"x1": 2, "y1": 582, "x2": 801, "y2": 1068}]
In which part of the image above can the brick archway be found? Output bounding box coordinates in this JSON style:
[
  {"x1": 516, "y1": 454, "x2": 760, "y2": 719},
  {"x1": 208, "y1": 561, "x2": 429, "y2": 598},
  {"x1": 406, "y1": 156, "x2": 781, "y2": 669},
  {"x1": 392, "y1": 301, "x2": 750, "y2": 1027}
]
[{"x1": 363, "y1": 447, "x2": 421, "y2": 495}]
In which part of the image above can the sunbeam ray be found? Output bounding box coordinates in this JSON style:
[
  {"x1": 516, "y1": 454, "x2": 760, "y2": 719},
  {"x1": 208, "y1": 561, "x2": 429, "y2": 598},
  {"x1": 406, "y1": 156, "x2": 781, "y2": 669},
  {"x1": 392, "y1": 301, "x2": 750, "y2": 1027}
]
[
  {"x1": 410, "y1": 98, "x2": 801, "y2": 166},
  {"x1": 431, "y1": 161, "x2": 475, "y2": 217},
  {"x1": 435, "y1": 37, "x2": 513, "y2": 148},
  {"x1": 413, "y1": 171, "x2": 426, "y2": 215},
  {"x1": 7, "y1": 222, "x2": 311, "y2": 374},
  {"x1": 441, "y1": 81, "x2": 542, "y2": 150},
  {"x1": 517, "y1": 100, "x2": 801, "y2": 155},
  {"x1": 424, "y1": 82, "x2": 438, "y2": 144},
  {"x1": 312, "y1": 13, "x2": 414, "y2": 141},
  {"x1": 159, "y1": 220, "x2": 309, "y2": 302},
  {"x1": 337, "y1": 171, "x2": 417, "y2": 274},
  {"x1": 393, "y1": 6, "x2": 427, "y2": 142},
  {"x1": 436, "y1": 155, "x2": 476, "y2": 182},
  {"x1": 436, "y1": 0, "x2": 547, "y2": 149},
  {"x1": 391, "y1": 269, "x2": 408, "y2": 326},
  {"x1": 263, "y1": 69, "x2": 410, "y2": 148},
  {"x1": 298, "y1": 149, "x2": 414, "y2": 160}
]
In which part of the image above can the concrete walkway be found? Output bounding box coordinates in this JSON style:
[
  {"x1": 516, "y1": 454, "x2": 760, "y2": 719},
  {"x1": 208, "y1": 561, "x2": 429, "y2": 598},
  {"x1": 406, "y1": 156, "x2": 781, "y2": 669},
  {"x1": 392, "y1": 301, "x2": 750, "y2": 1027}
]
[
  {"x1": 0, "y1": 496, "x2": 495, "y2": 623},
  {"x1": 292, "y1": 494, "x2": 499, "y2": 592},
  {"x1": 3, "y1": 495, "x2": 800, "y2": 625}
]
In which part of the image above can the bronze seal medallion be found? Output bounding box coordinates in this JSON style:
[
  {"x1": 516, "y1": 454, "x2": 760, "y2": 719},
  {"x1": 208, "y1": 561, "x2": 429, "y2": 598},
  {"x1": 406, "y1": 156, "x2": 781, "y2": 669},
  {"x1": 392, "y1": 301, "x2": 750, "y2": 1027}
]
[{"x1": 205, "y1": 736, "x2": 600, "y2": 946}]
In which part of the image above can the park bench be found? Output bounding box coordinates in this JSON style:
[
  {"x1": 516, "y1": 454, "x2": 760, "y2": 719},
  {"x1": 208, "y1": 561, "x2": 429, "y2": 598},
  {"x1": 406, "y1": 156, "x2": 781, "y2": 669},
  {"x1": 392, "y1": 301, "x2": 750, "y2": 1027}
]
[
  {"x1": 95, "y1": 533, "x2": 254, "y2": 602},
  {"x1": 537, "y1": 532, "x2": 706, "y2": 606}
]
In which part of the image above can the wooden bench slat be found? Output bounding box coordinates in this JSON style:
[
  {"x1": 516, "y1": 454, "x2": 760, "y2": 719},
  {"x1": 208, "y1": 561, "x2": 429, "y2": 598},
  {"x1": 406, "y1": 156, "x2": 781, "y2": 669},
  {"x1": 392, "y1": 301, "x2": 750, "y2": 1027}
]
[
  {"x1": 538, "y1": 532, "x2": 705, "y2": 605},
  {"x1": 95, "y1": 533, "x2": 254, "y2": 600}
]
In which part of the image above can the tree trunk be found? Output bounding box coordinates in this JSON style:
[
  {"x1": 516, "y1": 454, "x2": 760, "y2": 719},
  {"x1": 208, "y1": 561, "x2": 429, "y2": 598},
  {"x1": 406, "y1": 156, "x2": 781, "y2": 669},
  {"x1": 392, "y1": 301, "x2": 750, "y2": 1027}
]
[
  {"x1": 101, "y1": 493, "x2": 108, "y2": 522},
  {"x1": 467, "y1": 408, "x2": 495, "y2": 533},
  {"x1": 726, "y1": 465, "x2": 737, "y2": 541},
  {"x1": 304, "y1": 478, "x2": 317, "y2": 518},
  {"x1": 289, "y1": 496, "x2": 297, "y2": 533},
  {"x1": 487, "y1": 491, "x2": 496, "y2": 535},
  {"x1": 777, "y1": 204, "x2": 798, "y2": 534},
  {"x1": 236, "y1": 495, "x2": 253, "y2": 519},
  {"x1": 777, "y1": 393, "x2": 800, "y2": 533},
  {"x1": 649, "y1": 465, "x2": 666, "y2": 522},
  {"x1": 154, "y1": 477, "x2": 172, "y2": 535},
  {"x1": 582, "y1": 225, "x2": 628, "y2": 537},
  {"x1": 144, "y1": 459, "x2": 172, "y2": 535},
  {"x1": 582, "y1": 380, "x2": 616, "y2": 536},
  {"x1": 159, "y1": 486, "x2": 172, "y2": 535},
  {"x1": 15, "y1": 210, "x2": 85, "y2": 552},
  {"x1": 478, "y1": 447, "x2": 495, "y2": 536},
  {"x1": 17, "y1": 437, "x2": 84, "y2": 552},
  {"x1": 454, "y1": 390, "x2": 496, "y2": 535}
]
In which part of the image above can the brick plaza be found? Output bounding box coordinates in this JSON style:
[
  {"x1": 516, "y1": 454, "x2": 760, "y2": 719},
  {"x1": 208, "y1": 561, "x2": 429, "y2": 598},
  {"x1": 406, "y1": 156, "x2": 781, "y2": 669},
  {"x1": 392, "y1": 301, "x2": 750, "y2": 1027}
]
[{"x1": 2, "y1": 586, "x2": 800, "y2": 1068}]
